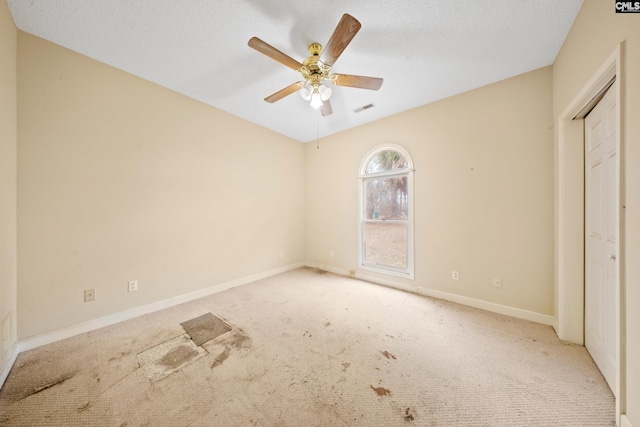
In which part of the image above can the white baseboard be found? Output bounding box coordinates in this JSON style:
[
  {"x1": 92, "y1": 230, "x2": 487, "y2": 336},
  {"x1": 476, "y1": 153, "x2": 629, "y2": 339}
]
[
  {"x1": 306, "y1": 262, "x2": 556, "y2": 327},
  {"x1": 621, "y1": 414, "x2": 633, "y2": 427},
  {"x1": 4, "y1": 262, "x2": 305, "y2": 382},
  {"x1": 0, "y1": 261, "x2": 559, "y2": 390},
  {"x1": 0, "y1": 341, "x2": 19, "y2": 390}
]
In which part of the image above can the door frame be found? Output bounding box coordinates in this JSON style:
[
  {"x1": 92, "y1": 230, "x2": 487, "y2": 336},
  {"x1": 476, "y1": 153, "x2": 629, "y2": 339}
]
[{"x1": 556, "y1": 43, "x2": 626, "y2": 421}]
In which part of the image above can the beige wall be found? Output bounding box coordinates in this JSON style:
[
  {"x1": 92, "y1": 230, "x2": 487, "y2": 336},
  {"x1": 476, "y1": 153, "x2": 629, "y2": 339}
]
[
  {"x1": 553, "y1": 0, "x2": 640, "y2": 423},
  {"x1": 306, "y1": 66, "x2": 554, "y2": 316},
  {"x1": 9, "y1": 3, "x2": 638, "y2": 421},
  {"x1": 0, "y1": 0, "x2": 18, "y2": 373},
  {"x1": 17, "y1": 33, "x2": 306, "y2": 339}
]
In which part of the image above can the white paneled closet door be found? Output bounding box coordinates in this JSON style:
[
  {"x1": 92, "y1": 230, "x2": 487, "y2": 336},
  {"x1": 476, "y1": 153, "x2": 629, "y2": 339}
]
[{"x1": 584, "y1": 84, "x2": 617, "y2": 395}]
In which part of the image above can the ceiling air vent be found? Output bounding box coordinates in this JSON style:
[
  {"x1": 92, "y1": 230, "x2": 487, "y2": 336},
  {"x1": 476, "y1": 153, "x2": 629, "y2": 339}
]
[{"x1": 354, "y1": 103, "x2": 375, "y2": 113}]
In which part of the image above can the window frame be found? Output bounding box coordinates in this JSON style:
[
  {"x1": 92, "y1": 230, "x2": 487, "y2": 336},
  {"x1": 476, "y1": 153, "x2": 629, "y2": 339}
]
[{"x1": 358, "y1": 144, "x2": 414, "y2": 279}]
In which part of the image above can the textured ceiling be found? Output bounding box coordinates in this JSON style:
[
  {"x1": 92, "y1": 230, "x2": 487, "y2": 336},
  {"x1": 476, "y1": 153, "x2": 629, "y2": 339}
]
[{"x1": 7, "y1": 0, "x2": 583, "y2": 143}]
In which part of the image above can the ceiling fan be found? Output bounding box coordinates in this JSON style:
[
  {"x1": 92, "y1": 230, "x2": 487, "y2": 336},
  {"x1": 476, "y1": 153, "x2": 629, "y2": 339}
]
[{"x1": 248, "y1": 13, "x2": 383, "y2": 117}]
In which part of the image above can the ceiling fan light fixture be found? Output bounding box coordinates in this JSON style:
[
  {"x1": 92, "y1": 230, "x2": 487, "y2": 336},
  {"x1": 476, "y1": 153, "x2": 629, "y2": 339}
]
[
  {"x1": 310, "y1": 87, "x2": 323, "y2": 108},
  {"x1": 319, "y1": 85, "x2": 332, "y2": 101},
  {"x1": 300, "y1": 85, "x2": 312, "y2": 101}
]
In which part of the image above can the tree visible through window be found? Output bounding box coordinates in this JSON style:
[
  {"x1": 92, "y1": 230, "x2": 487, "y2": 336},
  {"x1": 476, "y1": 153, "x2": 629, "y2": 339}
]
[{"x1": 359, "y1": 146, "x2": 413, "y2": 278}]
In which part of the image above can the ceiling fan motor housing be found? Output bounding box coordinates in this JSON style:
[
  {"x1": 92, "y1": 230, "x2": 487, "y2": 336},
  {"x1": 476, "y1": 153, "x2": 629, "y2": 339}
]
[{"x1": 301, "y1": 43, "x2": 331, "y2": 86}]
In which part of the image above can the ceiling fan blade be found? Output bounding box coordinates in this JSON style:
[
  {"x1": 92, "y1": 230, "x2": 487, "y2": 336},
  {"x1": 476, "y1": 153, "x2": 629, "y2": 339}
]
[
  {"x1": 264, "y1": 81, "x2": 305, "y2": 103},
  {"x1": 331, "y1": 74, "x2": 383, "y2": 90},
  {"x1": 321, "y1": 99, "x2": 333, "y2": 117},
  {"x1": 320, "y1": 14, "x2": 361, "y2": 67},
  {"x1": 248, "y1": 37, "x2": 303, "y2": 71}
]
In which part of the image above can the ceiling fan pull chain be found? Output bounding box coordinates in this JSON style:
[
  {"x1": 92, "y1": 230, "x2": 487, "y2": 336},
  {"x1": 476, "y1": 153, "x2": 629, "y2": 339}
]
[{"x1": 316, "y1": 114, "x2": 320, "y2": 149}]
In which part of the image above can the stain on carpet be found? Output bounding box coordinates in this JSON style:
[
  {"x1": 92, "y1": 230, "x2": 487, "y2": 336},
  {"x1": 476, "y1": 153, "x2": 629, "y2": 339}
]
[
  {"x1": 381, "y1": 350, "x2": 397, "y2": 360},
  {"x1": 370, "y1": 385, "x2": 391, "y2": 396},
  {"x1": 137, "y1": 334, "x2": 207, "y2": 382},
  {"x1": 159, "y1": 345, "x2": 200, "y2": 370},
  {"x1": 180, "y1": 312, "x2": 232, "y2": 346},
  {"x1": 228, "y1": 329, "x2": 251, "y2": 349},
  {"x1": 210, "y1": 328, "x2": 252, "y2": 369},
  {"x1": 32, "y1": 372, "x2": 75, "y2": 394},
  {"x1": 211, "y1": 347, "x2": 231, "y2": 369},
  {"x1": 77, "y1": 402, "x2": 92, "y2": 412},
  {"x1": 404, "y1": 407, "x2": 416, "y2": 421},
  {"x1": 303, "y1": 266, "x2": 327, "y2": 274},
  {"x1": 9, "y1": 370, "x2": 79, "y2": 403}
]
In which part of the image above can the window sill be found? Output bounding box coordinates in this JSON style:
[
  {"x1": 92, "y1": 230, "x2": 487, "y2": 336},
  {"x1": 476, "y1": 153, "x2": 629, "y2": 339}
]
[{"x1": 359, "y1": 264, "x2": 414, "y2": 280}]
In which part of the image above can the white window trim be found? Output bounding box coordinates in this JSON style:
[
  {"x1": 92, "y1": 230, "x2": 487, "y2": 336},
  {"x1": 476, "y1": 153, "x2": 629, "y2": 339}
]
[{"x1": 358, "y1": 144, "x2": 414, "y2": 280}]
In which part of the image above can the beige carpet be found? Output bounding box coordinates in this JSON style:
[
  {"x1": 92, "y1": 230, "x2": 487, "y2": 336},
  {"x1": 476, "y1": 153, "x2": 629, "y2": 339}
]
[{"x1": 0, "y1": 267, "x2": 615, "y2": 426}]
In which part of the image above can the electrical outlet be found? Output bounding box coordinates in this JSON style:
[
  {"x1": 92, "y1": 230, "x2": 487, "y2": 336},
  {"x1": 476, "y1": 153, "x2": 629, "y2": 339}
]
[
  {"x1": 128, "y1": 280, "x2": 138, "y2": 292},
  {"x1": 493, "y1": 277, "x2": 502, "y2": 288},
  {"x1": 279, "y1": 250, "x2": 284, "y2": 258},
  {"x1": 84, "y1": 289, "x2": 95, "y2": 302},
  {"x1": 329, "y1": 250, "x2": 334, "y2": 258},
  {"x1": 452, "y1": 271, "x2": 460, "y2": 280}
]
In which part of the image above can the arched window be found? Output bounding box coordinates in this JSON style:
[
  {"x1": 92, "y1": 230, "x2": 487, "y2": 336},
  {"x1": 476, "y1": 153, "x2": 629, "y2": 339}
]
[{"x1": 359, "y1": 145, "x2": 414, "y2": 279}]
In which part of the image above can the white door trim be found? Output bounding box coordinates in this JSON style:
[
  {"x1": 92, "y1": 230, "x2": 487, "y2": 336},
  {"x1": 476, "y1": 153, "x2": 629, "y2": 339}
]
[{"x1": 556, "y1": 43, "x2": 626, "y2": 422}]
